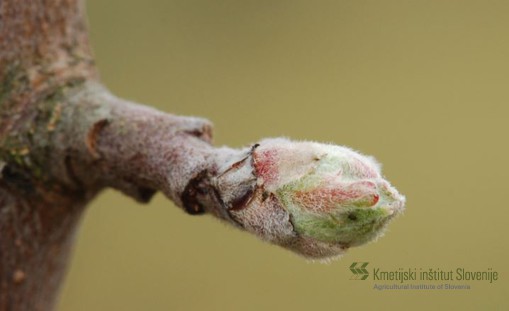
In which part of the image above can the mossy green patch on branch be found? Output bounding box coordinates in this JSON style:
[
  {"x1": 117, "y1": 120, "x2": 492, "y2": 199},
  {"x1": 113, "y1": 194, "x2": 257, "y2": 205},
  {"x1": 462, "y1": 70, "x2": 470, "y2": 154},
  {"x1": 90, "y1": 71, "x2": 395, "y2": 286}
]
[
  {"x1": 0, "y1": 77, "x2": 86, "y2": 183},
  {"x1": 0, "y1": 62, "x2": 27, "y2": 107}
]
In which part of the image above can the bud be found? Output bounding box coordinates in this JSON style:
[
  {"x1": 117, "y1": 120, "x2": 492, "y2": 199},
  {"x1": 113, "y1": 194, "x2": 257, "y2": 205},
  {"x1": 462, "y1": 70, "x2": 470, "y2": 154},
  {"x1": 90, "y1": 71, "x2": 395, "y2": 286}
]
[{"x1": 214, "y1": 138, "x2": 405, "y2": 260}]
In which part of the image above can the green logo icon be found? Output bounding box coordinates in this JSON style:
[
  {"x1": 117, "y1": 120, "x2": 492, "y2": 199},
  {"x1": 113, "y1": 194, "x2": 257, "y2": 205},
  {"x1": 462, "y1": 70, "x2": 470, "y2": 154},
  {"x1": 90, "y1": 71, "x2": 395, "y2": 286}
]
[{"x1": 350, "y1": 262, "x2": 369, "y2": 280}]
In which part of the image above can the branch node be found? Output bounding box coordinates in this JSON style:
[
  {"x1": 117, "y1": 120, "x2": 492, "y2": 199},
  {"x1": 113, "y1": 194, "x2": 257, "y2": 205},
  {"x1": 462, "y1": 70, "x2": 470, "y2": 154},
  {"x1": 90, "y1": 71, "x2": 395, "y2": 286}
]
[
  {"x1": 85, "y1": 118, "x2": 109, "y2": 159},
  {"x1": 181, "y1": 170, "x2": 208, "y2": 215}
]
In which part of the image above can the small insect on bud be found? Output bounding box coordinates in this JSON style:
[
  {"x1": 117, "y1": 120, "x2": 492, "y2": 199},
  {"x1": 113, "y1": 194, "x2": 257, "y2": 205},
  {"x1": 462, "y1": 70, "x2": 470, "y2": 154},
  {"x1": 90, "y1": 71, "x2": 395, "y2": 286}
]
[{"x1": 214, "y1": 138, "x2": 405, "y2": 261}]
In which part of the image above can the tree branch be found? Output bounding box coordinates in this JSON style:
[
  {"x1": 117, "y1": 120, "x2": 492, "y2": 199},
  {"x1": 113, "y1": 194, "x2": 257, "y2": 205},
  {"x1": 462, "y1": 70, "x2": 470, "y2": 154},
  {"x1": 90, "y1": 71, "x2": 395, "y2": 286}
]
[
  {"x1": 53, "y1": 81, "x2": 406, "y2": 259},
  {"x1": 0, "y1": 0, "x2": 405, "y2": 310}
]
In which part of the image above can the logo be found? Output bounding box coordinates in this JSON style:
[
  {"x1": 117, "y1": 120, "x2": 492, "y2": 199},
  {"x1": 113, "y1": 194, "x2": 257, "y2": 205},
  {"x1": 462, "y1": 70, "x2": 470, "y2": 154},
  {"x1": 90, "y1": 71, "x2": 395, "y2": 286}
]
[
  {"x1": 350, "y1": 262, "x2": 369, "y2": 280},
  {"x1": 346, "y1": 262, "x2": 499, "y2": 290}
]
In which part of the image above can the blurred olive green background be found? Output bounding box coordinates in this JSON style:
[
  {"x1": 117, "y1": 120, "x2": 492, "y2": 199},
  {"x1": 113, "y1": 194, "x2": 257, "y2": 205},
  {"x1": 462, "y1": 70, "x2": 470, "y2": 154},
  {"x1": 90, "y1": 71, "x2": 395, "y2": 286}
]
[{"x1": 58, "y1": 0, "x2": 508, "y2": 310}]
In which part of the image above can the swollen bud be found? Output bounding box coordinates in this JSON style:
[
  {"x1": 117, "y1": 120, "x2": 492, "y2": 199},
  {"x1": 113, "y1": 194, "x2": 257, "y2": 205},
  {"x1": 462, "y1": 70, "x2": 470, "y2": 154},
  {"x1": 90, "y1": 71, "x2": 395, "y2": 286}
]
[{"x1": 213, "y1": 138, "x2": 405, "y2": 260}]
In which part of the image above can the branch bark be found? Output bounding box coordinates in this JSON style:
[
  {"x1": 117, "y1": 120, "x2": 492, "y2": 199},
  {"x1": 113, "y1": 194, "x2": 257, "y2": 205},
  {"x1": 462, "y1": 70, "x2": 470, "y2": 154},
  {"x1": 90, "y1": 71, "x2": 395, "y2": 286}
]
[{"x1": 0, "y1": 1, "x2": 405, "y2": 310}]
